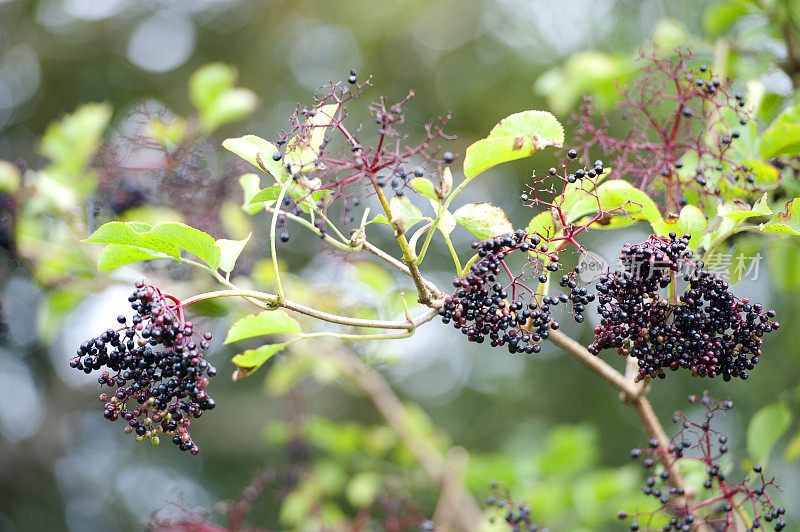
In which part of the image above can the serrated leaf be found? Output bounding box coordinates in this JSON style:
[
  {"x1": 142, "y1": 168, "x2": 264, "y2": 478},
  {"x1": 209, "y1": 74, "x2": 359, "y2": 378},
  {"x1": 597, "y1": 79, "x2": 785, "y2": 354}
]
[
  {"x1": 239, "y1": 173, "x2": 262, "y2": 214},
  {"x1": 747, "y1": 402, "x2": 791, "y2": 463},
  {"x1": 231, "y1": 343, "x2": 288, "y2": 375},
  {"x1": 719, "y1": 193, "x2": 772, "y2": 221},
  {"x1": 147, "y1": 222, "x2": 221, "y2": 269},
  {"x1": 453, "y1": 202, "x2": 513, "y2": 239},
  {"x1": 216, "y1": 233, "x2": 251, "y2": 273},
  {"x1": 222, "y1": 135, "x2": 283, "y2": 178},
  {"x1": 390, "y1": 195, "x2": 425, "y2": 231},
  {"x1": 96, "y1": 244, "x2": 173, "y2": 271},
  {"x1": 225, "y1": 309, "x2": 301, "y2": 344},
  {"x1": 761, "y1": 198, "x2": 800, "y2": 236},
  {"x1": 410, "y1": 178, "x2": 438, "y2": 201},
  {"x1": 652, "y1": 205, "x2": 708, "y2": 249},
  {"x1": 463, "y1": 110, "x2": 564, "y2": 178},
  {"x1": 760, "y1": 104, "x2": 800, "y2": 159},
  {"x1": 85, "y1": 222, "x2": 180, "y2": 258},
  {"x1": 569, "y1": 179, "x2": 661, "y2": 228},
  {"x1": 284, "y1": 104, "x2": 339, "y2": 174}
]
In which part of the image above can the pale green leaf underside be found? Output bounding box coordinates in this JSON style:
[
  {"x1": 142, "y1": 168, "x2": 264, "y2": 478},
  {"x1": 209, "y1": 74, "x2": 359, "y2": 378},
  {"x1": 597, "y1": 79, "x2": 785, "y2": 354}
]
[
  {"x1": 453, "y1": 202, "x2": 513, "y2": 240},
  {"x1": 232, "y1": 343, "x2": 288, "y2": 374},
  {"x1": 222, "y1": 135, "x2": 283, "y2": 178},
  {"x1": 225, "y1": 309, "x2": 302, "y2": 344},
  {"x1": 96, "y1": 244, "x2": 174, "y2": 271},
  {"x1": 761, "y1": 198, "x2": 800, "y2": 236},
  {"x1": 216, "y1": 233, "x2": 252, "y2": 273}
]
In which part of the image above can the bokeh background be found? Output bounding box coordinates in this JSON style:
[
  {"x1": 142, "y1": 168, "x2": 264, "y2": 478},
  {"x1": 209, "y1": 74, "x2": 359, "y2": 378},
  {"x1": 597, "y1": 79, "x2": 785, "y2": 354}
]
[{"x1": 1, "y1": 0, "x2": 799, "y2": 530}]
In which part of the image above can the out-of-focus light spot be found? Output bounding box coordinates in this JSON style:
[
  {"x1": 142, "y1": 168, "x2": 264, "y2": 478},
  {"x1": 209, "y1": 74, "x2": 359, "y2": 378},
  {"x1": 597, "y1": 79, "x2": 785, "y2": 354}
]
[
  {"x1": 0, "y1": 275, "x2": 41, "y2": 348},
  {"x1": 484, "y1": 0, "x2": 614, "y2": 60},
  {"x1": 50, "y1": 284, "x2": 135, "y2": 387},
  {"x1": 0, "y1": 359, "x2": 45, "y2": 442},
  {"x1": 62, "y1": 0, "x2": 126, "y2": 21},
  {"x1": 0, "y1": 45, "x2": 41, "y2": 129},
  {"x1": 127, "y1": 13, "x2": 195, "y2": 73},
  {"x1": 289, "y1": 23, "x2": 360, "y2": 91}
]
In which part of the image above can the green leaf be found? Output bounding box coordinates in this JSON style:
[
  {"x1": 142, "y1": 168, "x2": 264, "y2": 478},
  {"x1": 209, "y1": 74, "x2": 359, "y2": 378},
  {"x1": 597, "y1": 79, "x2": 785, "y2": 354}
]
[
  {"x1": 652, "y1": 205, "x2": 708, "y2": 249},
  {"x1": 38, "y1": 102, "x2": 113, "y2": 187},
  {"x1": 85, "y1": 222, "x2": 180, "y2": 258},
  {"x1": 231, "y1": 343, "x2": 287, "y2": 375},
  {"x1": 0, "y1": 160, "x2": 21, "y2": 194},
  {"x1": 200, "y1": 88, "x2": 258, "y2": 134},
  {"x1": 225, "y1": 309, "x2": 301, "y2": 344},
  {"x1": 760, "y1": 104, "x2": 800, "y2": 159},
  {"x1": 284, "y1": 104, "x2": 340, "y2": 174},
  {"x1": 216, "y1": 233, "x2": 251, "y2": 273},
  {"x1": 86, "y1": 221, "x2": 221, "y2": 268},
  {"x1": 570, "y1": 179, "x2": 661, "y2": 228},
  {"x1": 719, "y1": 193, "x2": 772, "y2": 221},
  {"x1": 239, "y1": 173, "x2": 262, "y2": 214},
  {"x1": 703, "y1": 0, "x2": 750, "y2": 36},
  {"x1": 346, "y1": 471, "x2": 381, "y2": 507},
  {"x1": 761, "y1": 198, "x2": 800, "y2": 235},
  {"x1": 453, "y1": 202, "x2": 513, "y2": 239},
  {"x1": 390, "y1": 195, "x2": 425, "y2": 232},
  {"x1": 767, "y1": 236, "x2": 800, "y2": 290},
  {"x1": 785, "y1": 430, "x2": 800, "y2": 461},
  {"x1": 747, "y1": 402, "x2": 792, "y2": 463},
  {"x1": 190, "y1": 63, "x2": 258, "y2": 133},
  {"x1": 222, "y1": 135, "x2": 283, "y2": 178},
  {"x1": 410, "y1": 178, "x2": 438, "y2": 201},
  {"x1": 430, "y1": 199, "x2": 456, "y2": 236},
  {"x1": 147, "y1": 222, "x2": 221, "y2": 269},
  {"x1": 741, "y1": 160, "x2": 779, "y2": 188},
  {"x1": 249, "y1": 184, "x2": 328, "y2": 214},
  {"x1": 463, "y1": 111, "x2": 564, "y2": 178},
  {"x1": 96, "y1": 244, "x2": 173, "y2": 271},
  {"x1": 189, "y1": 63, "x2": 238, "y2": 112},
  {"x1": 526, "y1": 211, "x2": 559, "y2": 239}
]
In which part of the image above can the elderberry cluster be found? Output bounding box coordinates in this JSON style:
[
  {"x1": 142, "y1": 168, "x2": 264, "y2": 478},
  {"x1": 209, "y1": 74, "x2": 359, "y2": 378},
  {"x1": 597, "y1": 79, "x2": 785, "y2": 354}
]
[
  {"x1": 587, "y1": 233, "x2": 778, "y2": 381},
  {"x1": 69, "y1": 282, "x2": 217, "y2": 454},
  {"x1": 439, "y1": 230, "x2": 562, "y2": 354},
  {"x1": 485, "y1": 482, "x2": 547, "y2": 532},
  {"x1": 623, "y1": 394, "x2": 787, "y2": 531}
]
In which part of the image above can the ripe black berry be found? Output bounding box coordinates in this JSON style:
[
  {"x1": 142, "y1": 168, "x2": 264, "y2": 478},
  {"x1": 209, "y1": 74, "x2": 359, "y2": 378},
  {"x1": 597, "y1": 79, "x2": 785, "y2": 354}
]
[
  {"x1": 586, "y1": 234, "x2": 777, "y2": 381},
  {"x1": 69, "y1": 283, "x2": 217, "y2": 454}
]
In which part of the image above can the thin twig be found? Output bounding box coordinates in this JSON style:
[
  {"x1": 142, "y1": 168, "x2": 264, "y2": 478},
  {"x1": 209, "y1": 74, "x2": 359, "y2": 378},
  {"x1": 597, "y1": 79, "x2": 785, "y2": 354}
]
[{"x1": 330, "y1": 351, "x2": 483, "y2": 532}]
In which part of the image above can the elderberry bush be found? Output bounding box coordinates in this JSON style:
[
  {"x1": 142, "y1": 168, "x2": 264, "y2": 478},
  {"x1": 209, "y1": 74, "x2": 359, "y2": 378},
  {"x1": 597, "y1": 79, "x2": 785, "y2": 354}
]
[
  {"x1": 587, "y1": 233, "x2": 779, "y2": 381},
  {"x1": 69, "y1": 282, "x2": 217, "y2": 454},
  {"x1": 623, "y1": 394, "x2": 787, "y2": 531}
]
